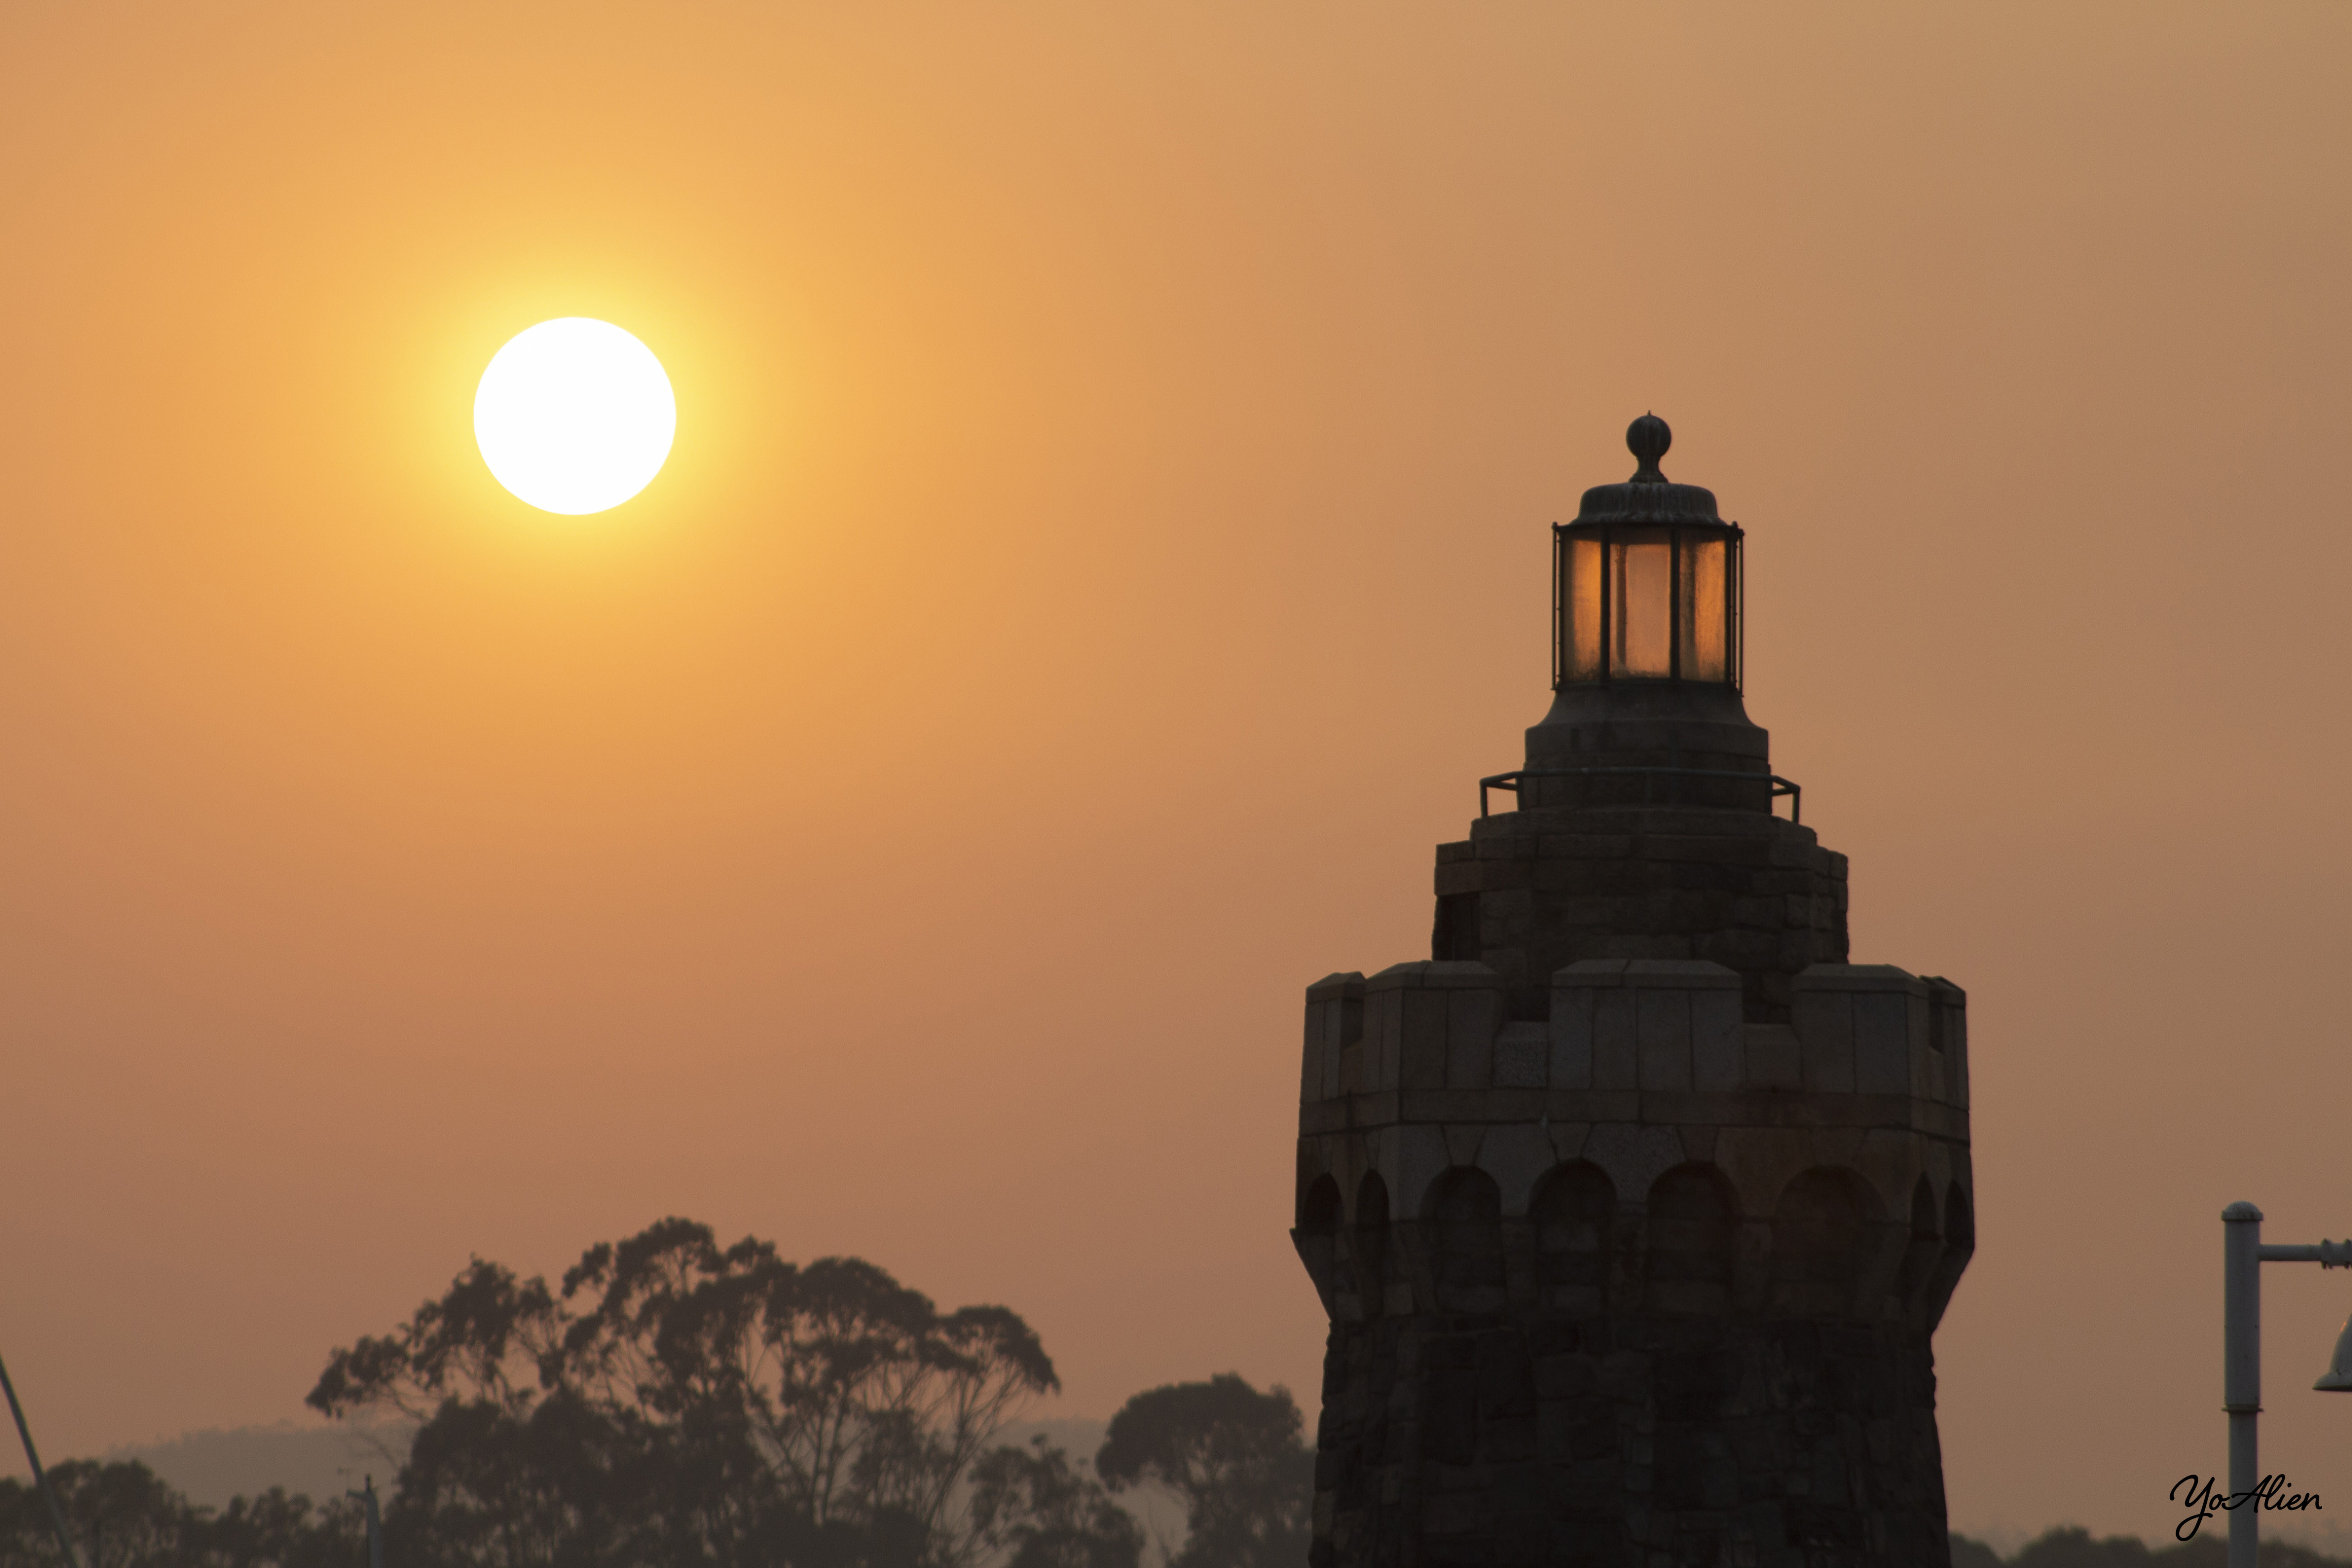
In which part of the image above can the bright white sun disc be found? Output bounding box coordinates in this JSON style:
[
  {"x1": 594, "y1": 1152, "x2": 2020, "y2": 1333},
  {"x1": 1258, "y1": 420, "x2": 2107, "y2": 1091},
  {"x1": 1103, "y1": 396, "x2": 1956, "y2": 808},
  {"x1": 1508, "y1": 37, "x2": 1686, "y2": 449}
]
[{"x1": 474, "y1": 318, "x2": 676, "y2": 515}]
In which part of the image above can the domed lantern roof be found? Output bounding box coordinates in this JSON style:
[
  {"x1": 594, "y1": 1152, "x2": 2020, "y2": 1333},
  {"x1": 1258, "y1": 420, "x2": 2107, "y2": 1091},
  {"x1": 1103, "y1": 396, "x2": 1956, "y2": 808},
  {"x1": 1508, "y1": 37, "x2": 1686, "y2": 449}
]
[{"x1": 1554, "y1": 413, "x2": 1743, "y2": 689}]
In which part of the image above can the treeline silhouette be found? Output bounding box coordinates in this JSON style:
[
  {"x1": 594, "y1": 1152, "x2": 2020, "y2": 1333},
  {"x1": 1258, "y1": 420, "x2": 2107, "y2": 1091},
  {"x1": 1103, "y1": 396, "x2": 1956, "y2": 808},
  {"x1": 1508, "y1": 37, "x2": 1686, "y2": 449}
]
[
  {"x1": 0, "y1": 1219, "x2": 1311, "y2": 1568},
  {"x1": 8, "y1": 1219, "x2": 2341, "y2": 1568},
  {"x1": 1953, "y1": 1530, "x2": 2349, "y2": 1568}
]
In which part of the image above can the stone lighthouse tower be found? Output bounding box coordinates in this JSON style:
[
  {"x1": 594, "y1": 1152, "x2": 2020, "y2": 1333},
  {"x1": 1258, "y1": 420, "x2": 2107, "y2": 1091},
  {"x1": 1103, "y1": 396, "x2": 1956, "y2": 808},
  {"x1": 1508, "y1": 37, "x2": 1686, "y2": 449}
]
[{"x1": 1291, "y1": 417, "x2": 1974, "y2": 1568}]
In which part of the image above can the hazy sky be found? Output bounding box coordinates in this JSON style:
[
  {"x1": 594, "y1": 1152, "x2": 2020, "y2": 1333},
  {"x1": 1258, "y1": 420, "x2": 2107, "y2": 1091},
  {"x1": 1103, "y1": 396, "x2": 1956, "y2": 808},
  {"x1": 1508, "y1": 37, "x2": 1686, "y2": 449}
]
[{"x1": 6, "y1": 0, "x2": 2352, "y2": 1547}]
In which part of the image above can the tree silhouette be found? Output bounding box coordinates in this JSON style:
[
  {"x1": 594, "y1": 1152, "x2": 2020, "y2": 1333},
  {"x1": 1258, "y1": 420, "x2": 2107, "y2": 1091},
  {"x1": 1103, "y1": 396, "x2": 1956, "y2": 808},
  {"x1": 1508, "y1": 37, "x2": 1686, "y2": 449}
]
[
  {"x1": 306, "y1": 1217, "x2": 1079, "y2": 1568},
  {"x1": 1094, "y1": 1376, "x2": 1311, "y2": 1568},
  {"x1": 969, "y1": 1439, "x2": 1141, "y2": 1568},
  {"x1": 0, "y1": 1460, "x2": 361, "y2": 1568}
]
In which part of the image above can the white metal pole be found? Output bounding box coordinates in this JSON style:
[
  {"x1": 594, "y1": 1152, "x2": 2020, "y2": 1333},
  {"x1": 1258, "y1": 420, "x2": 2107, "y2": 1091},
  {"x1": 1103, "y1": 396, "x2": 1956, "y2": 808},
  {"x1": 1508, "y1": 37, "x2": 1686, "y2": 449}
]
[{"x1": 2224, "y1": 1201, "x2": 2263, "y2": 1568}]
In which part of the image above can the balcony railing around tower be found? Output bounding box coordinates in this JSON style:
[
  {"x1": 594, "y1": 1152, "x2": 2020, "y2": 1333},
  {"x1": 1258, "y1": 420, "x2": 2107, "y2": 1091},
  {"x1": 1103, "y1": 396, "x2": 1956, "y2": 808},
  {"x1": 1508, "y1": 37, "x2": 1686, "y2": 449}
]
[{"x1": 1478, "y1": 767, "x2": 1802, "y2": 823}]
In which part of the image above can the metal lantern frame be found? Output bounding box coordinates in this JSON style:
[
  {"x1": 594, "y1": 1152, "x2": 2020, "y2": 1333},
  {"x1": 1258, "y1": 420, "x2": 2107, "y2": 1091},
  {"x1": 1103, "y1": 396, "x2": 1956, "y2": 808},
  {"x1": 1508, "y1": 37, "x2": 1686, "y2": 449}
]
[{"x1": 1551, "y1": 518, "x2": 1745, "y2": 692}]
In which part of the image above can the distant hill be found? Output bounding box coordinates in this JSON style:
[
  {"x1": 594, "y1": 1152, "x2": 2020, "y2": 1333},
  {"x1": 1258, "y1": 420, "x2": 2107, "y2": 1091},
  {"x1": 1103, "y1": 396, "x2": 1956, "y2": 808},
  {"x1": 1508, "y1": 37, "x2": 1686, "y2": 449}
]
[
  {"x1": 103, "y1": 1421, "x2": 412, "y2": 1509},
  {"x1": 101, "y1": 1412, "x2": 1189, "y2": 1544}
]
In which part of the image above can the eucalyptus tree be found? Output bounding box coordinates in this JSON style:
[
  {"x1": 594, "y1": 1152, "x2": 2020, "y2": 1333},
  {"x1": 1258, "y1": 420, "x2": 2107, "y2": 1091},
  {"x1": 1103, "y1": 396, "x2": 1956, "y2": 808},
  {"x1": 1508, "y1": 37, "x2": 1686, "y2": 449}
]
[{"x1": 307, "y1": 1217, "x2": 1067, "y2": 1568}]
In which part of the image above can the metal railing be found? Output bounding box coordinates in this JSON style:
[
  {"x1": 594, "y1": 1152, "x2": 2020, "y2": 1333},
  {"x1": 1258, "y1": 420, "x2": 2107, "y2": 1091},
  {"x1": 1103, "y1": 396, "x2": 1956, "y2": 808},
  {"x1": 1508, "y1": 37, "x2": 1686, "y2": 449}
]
[{"x1": 1478, "y1": 766, "x2": 1801, "y2": 823}]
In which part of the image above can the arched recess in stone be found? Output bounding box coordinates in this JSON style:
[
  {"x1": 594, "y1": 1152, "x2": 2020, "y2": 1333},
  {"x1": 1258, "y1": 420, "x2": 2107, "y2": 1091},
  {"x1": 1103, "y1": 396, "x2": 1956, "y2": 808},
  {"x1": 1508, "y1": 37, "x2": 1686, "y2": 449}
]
[
  {"x1": 1530, "y1": 1161, "x2": 1614, "y2": 1316},
  {"x1": 1896, "y1": 1175, "x2": 1941, "y2": 1306},
  {"x1": 1770, "y1": 1166, "x2": 1877, "y2": 1316},
  {"x1": 1943, "y1": 1183, "x2": 1975, "y2": 1270},
  {"x1": 1644, "y1": 1163, "x2": 1737, "y2": 1316},
  {"x1": 1355, "y1": 1171, "x2": 1392, "y2": 1317},
  {"x1": 1301, "y1": 1174, "x2": 1342, "y2": 1234},
  {"x1": 1296, "y1": 1173, "x2": 1344, "y2": 1312},
  {"x1": 1428, "y1": 1166, "x2": 1507, "y2": 1314}
]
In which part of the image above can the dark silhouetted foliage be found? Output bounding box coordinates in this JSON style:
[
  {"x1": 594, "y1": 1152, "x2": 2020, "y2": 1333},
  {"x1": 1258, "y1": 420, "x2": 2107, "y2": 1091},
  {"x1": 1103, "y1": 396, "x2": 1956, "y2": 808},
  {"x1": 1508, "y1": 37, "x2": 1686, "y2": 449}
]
[
  {"x1": 1954, "y1": 1528, "x2": 2351, "y2": 1568},
  {"x1": 305, "y1": 1217, "x2": 1099, "y2": 1568},
  {"x1": 0, "y1": 1459, "x2": 361, "y2": 1568},
  {"x1": 1094, "y1": 1375, "x2": 1311, "y2": 1568},
  {"x1": 969, "y1": 1439, "x2": 1141, "y2": 1568}
]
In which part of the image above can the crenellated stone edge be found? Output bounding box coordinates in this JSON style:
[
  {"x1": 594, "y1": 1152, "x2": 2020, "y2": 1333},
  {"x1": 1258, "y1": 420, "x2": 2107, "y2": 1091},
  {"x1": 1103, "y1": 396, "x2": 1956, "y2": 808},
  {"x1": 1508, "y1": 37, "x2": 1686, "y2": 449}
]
[
  {"x1": 1292, "y1": 957, "x2": 1973, "y2": 1331},
  {"x1": 1302, "y1": 958, "x2": 1967, "y2": 1121}
]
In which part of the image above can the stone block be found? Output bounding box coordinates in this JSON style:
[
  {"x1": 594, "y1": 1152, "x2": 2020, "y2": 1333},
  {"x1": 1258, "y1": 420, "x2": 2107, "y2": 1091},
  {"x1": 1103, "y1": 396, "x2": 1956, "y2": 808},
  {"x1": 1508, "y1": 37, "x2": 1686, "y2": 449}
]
[
  {"x1": 1925, "y1": 977, "x2": 1969, "y2": 1108},
  {"x1": 1741, "y1": 1024, "x2": 1801, "y2": 1090},
  {"x1": 1368, "y1": 959, "x2": 1506, "y2": 990},
  {"x1": 1794, "y1": 965, "x2": 1945, "y2": 1098},
  {"x1": 1553, "y1": 1089, "x2": 1640, "y2": 1123},
  {"x1": 1855, "y1": 1129, "x2": 1922, "y2": 1219},
  {"x1": 1594, "y1": 934, "x2": 1694, "y2": 960},
  {"x1": 1480, "y1": 1122, "x2": 1556, "y2": 1215},
  {"x1": 1792, "y1": 991, "x2": 1853, "y2": 1093},
  {"x1": 1582, "y1": 1122, "x2": 1685, "y2": 1203},
  {"x1": 1364, "y1": 989, "x2": 1402, "y2": 1094},
  {"x1": 1693, "y1": 990, "x2": 1744, "y2": 1092},
  {"x1": 1476, "y1": 859, "x2": 1535, "y2": 890},
  {"x1": 1447, "y1": 988, "x2": 1500, "y2": 1089},
  {"x1": 1810, "y1": 1126, "x2": 1865, "y2": 1165},
  {"x1": 1539, "y1": 833, "x2": 1633, "y2": 859},
  {"x1": 1301, "y1": 1013, "x2": 1324, "y2": 1106},
  {"x1": 1534, "y1": 1356, "x2": 1597, "y2": 1398},
  {"x1": 1483, "y1": 1088, "x2": 1549, "y2": 1122},
  {"x1": 1852, "y1": 991, "x2": 1911, "y2": 1096},
  {"x1": 1434, "y1": 862, "x2": 1484, "y2": 897},
  {"x1": 1306, "y1": 971, "x2": 1367, "y2": 1005},
  {"x1": 1403, "y1": 1090, "x2": 1511, "y2": 1123},
  {"x1": 1594, "y1": 990, "x2": 1639, "y2": 1089},
  {"x1": 1623, "y1": 959, "x2": 1741, "y2": 987},
  {"x1": 1636, "y1": 988, "x2": 1692, "y2": 1091},
  {"x1": 1543, "y1": 1120, "x2": 1591, "y2": 1161},
  {"x1": 1494, "y1": 1022, "x2": 1548, "y2": 1088},
  {"x1": 1714, "y1": 1126, "x2": 1817, "y2": 1218},
  {"x1": 1543, "y1": 982, "x2": 1580, "y2": 1091},
  {"x1": 1691, "y1": 928, "x2": 1779, "y2": 970},
  {"x1": 1305, "y1": 972, "x2": 1364, "y2": 1106},
  {"x1": 1648, "y1": 834, "x2": 1773, "y2": 865},
  {"x1": 1401, "y1": 991, "x2": 1449, "y2": 1090},
  {"x1": 1392, "y1": 1124, "x2": 1451, "y2": 1222}
]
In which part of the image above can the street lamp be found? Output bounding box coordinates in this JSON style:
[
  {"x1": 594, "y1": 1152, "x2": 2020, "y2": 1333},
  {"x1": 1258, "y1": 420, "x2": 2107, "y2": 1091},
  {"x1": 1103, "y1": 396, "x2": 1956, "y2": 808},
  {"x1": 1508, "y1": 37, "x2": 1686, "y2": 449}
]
[{"x1": 2220, "y1": 1202, "x2": 2352, "y2": 1568}]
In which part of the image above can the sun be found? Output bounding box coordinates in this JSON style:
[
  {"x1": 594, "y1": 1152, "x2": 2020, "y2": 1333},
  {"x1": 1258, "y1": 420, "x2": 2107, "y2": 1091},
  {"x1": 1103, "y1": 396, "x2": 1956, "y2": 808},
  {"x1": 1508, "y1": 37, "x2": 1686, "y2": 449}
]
[{"x1": 474, "y1": 318, "x2": 677, "y2": 515}]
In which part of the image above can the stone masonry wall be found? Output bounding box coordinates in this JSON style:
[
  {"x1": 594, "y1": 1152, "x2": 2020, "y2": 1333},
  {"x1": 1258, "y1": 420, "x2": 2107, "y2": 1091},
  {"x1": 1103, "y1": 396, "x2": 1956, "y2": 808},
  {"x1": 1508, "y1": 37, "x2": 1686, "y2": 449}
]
[
  {"x1": 1292, "y1": 960, "x2": 1973, "y2": 1568},
  {"x1": 1433, "y1": 806, "x2": 1849, "y2": 1026}
]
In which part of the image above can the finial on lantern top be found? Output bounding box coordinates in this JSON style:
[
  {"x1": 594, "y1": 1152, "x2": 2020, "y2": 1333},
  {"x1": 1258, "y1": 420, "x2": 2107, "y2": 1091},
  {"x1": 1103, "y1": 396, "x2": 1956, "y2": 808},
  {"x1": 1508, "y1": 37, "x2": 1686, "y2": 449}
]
[{"x1": 1627, "y1": 412, "x2": 1671, "y2": 482}]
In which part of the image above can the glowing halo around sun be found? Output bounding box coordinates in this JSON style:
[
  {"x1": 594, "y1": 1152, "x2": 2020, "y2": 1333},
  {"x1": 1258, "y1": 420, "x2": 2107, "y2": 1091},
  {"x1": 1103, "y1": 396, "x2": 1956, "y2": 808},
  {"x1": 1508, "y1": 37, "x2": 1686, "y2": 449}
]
[{"x1": 473, "y1": 318, "x2": 676, "y2": 514}]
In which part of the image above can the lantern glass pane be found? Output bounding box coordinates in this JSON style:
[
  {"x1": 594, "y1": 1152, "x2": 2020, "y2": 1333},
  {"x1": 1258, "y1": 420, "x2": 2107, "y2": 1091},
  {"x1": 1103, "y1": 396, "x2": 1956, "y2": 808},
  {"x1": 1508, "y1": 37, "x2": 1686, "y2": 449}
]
[
  {"x1": 1565, "y1": 536, "x2": 1603, "y2": 680},
  {"x1": 1610, "y1": 534, "x2": 1672, "y2": 679},
  {"x1": 1679, "y1": 536, "x2": 1729, "y2": 682}
]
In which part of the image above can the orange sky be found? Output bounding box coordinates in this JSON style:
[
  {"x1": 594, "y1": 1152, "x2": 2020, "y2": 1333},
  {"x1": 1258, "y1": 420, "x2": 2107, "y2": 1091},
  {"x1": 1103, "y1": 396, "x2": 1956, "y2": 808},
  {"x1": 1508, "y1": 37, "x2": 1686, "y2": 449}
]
[{"x1": 6, "y1": 0, "x2": 2352, "y2": 1546}]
